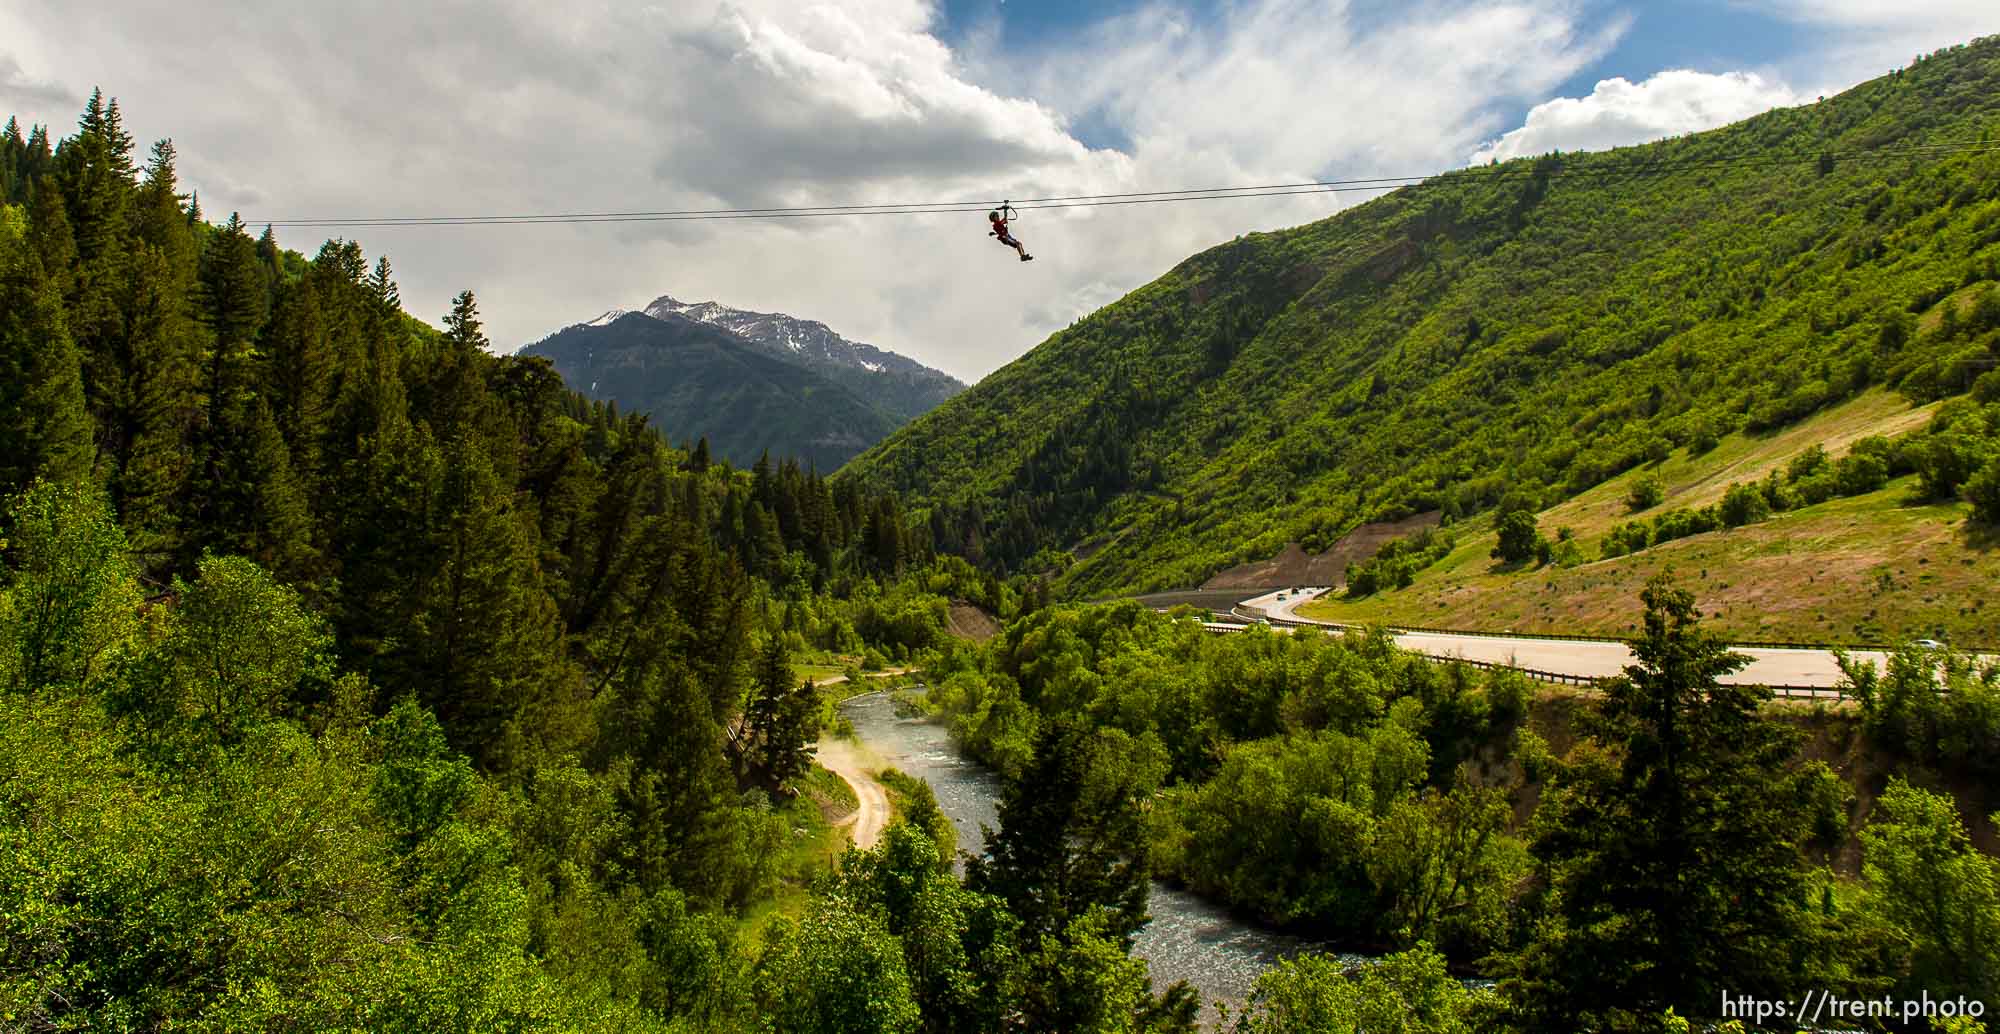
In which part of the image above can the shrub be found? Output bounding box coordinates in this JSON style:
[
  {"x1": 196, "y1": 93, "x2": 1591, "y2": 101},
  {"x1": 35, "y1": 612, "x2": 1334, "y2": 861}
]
[
  {"x1": 1973, "y1": 370, "x2": 2000, "y2": 405},
  {"x1": 1795, "y1": 471, "x2": 1841, "y2": 506},
  {"x1": 1600, "y1": 521, "x2": 1652, "y2": 559},
  {"x1": 1491, "y1": 511, "x2": 1542, "y2": 565},
  {"x1": 1912, "y1": 432, "x2": 1988, "y2": 498},
  {"x1": 1652, "y1": 506, "x2": 1721, "y2": 544},
  {"x1": 1787, "y1": 445, "x2": 1831, "y2": 481},
  {"x1": 1345, "y1": 527, "x2": 1455, "y2": 598},
  {"x1": 1833, "y1": 452, "x2": 1890, "y2": 496},
  {"x1": 1719, "y1": 482, "x2": 1772, "y2": 527},
  {"x1": 1627, "y1": 475, "x2": 1665, "y2": 512},
  {"x1": 1966, "y1": 457, "x2": 2000, "y2": 524}
]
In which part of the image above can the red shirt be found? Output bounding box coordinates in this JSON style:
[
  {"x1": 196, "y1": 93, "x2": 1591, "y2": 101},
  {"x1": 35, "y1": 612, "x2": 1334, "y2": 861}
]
[{"x1": 991, "y1": 218, "x2": 1009, "y2": 236}]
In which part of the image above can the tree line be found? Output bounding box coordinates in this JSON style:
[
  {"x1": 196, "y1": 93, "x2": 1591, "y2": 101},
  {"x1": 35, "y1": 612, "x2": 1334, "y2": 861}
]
[{"x1": 0, "y1": 90, "x2": 1145, "y2": 1032}]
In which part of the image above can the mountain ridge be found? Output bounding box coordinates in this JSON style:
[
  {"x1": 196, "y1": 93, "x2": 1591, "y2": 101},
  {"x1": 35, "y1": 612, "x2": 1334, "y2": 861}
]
[
  {"x1": 838, "y1": 37, "x2": 2000, "y2": 600},
  {"x1": 643, "y1": 293, "x2": 965, "y2": 421},
  {"x1": 523, "y1": 311, "x2": 899, "y2": 470}
]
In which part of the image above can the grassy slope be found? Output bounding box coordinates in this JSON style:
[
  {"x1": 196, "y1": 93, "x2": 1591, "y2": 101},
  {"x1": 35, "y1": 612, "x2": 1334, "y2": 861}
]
[
  {"x1": 840, "y1": 38, "x2": 2000, "y2": 602},
  {"x1": 1300, "y1": 390, "x2": 2000, "y2": 644}
]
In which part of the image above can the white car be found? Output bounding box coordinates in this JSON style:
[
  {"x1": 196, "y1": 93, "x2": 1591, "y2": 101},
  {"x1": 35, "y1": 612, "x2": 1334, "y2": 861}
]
[{"x1": 1912, "y1": 639, "x2": 1945, "y2": 651}]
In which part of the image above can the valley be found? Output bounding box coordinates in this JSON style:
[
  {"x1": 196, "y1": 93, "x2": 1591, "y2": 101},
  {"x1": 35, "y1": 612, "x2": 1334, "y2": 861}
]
[{"x1": 6, "y1": 25, "x2": 2000, "y2": 1034}]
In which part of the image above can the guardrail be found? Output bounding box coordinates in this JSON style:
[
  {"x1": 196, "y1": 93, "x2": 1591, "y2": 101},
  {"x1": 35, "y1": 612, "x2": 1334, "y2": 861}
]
[
  {"x1": 1290, "y1": 614, "x2": 1989, "y2": 654},
  {"x1": 1441, "y1": 656, "x2": 1838, "y2": 698},
  {"x1": 1159, "y1": 588, "x2": 1988, "y2": 655},
  {"x1": 1196, "y1": 619, "x2": 1846, "y2": 699},
  {"x1": 1443, "y1": 656, "x2": 1598, "y2": 687}
]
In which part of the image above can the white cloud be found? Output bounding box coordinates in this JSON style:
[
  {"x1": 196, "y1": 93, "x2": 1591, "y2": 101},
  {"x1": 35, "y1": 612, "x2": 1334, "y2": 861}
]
[
  {"x1": 1, "y1": 0, "x2": 1626, "y2": 384},
  {"x1": 1742, "y1": 1, "x2": 1997, "y2": 92},
  {"x1": 1747, "y1": 0, "x2": 1992, "y2": 30},
  {"x1": 1469, "y1": 69, "x2": 1805, "y2": 164}
]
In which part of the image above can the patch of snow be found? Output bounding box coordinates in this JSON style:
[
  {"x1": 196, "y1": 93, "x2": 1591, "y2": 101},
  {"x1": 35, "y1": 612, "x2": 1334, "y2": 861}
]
[{"x1": 585, "y1": 309, "x2": 626, "y2": 327}]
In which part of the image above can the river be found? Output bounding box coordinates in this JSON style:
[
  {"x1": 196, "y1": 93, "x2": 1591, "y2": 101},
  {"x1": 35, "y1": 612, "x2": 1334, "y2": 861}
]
[{"x1": 838, "y1": 690, "x2": 1366, "y2": 1023}]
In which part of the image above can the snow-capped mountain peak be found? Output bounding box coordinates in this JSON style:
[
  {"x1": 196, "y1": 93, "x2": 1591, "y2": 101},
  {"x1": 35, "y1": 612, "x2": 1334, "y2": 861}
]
[
  {"x1": 552, "y1": 292, "x2": 968, "y2": 423},
  {"x1": 639, "y1": 293, "x2": 948, "y2": 379}
]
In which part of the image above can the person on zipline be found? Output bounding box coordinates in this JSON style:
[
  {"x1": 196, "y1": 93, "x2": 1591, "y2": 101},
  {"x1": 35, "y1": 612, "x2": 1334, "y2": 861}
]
[{"x1": 989, "y1": 207, "x2": 1032, "y2": 261}]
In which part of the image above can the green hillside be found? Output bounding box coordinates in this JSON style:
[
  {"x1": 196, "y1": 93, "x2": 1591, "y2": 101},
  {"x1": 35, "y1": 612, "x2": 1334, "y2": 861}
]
[
  {"x1": 1299, "y1": 389, "x2": 2000, "y2": 644},
  {"x1": 840, "y1": 37, "x2": 2000, "y2": 601},
  {"x1": 524, "y1": 312, "x2": 900, "y2": 470}
]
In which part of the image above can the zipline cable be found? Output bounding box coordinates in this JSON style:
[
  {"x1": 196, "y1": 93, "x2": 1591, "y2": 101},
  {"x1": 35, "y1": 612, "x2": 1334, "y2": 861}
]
[{"x1": 247, "y1": 140, "x2": 2000, "y2": 228}]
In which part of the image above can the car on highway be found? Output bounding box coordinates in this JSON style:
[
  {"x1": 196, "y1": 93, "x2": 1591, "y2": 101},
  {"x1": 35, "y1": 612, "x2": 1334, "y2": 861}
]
[{"x1": 1911, "y1": 638, "x2": 1945, "y2": 651}]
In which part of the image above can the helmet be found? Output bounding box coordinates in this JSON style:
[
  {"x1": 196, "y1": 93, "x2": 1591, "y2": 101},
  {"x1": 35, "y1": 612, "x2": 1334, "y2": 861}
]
[{"x1": 989, "y1": 210, "x2": 1000, "y2": 220}]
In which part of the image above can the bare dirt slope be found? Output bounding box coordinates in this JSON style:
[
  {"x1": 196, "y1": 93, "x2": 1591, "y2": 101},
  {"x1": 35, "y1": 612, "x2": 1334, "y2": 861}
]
[
  {"x1": 1201, "y1": 511, "x2": 1441, "y2": 589},
  {"x1": 947, "y1": 602, "x2": 1003, "y2": 641}
]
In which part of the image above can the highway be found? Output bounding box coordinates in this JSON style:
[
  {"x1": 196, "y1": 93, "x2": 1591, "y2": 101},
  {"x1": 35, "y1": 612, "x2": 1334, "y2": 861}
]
[{"x1": 1208, "y1": 588, "x2": 1892, "y2": 691}]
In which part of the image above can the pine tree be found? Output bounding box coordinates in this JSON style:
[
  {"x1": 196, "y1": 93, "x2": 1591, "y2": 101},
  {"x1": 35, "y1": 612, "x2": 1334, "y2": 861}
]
[
  {"x1": 240, "y1": 398, "x2": 318, "y2": 584},
  {"x1": 22, "y1": 124, "x2": 52, "y2": 189},
  {"x1": 263, "y1": 277, "x2": 333, "y2": 482},
  {"x1": 115, "y1": 247, "x2": 200, "y2": 562},
  {"x1": 367, "y1": 256, "x2": 400, "y2": 314},
  {"x1": 0, "y1": 116, "x2": 21, "y2": 204},
  {"x1": 186, "y1": 214, "x2": 272, "y2": 561},
  {"x1": 57, "y1": 91, "x2": 136, "y2": 415},
  {"x1": 327, "y1": 394, "x2": 429, "y2": 687},
  {"x1": 743, "y1": 502, "x2": 786, "y2": 582},
  {"x1": 969, "y1": 717, "x2": 1158, "y2": 947},
  {"x1": 115, "y1": 140, "x2": 202, "y2": 558},
  {"x1": 752, "y1": 451, "x2": 776, "y2": 510},
  {"x1": 443, "y1": 288, "x2": 483, "y2": 349},
  {"x1": 408, "y1": 436, "x2": 582, "y2": 769},
  {"x1": 0, "y1": 212, "x2": 94, "y2": 491},
  {"x1": 26, "y1": 177, "x2": 76, "y2": 298},
  {"x1": 738, "y1": 631, "x2": 821, "y2": 794},
  {"x1": 198, "y1": 214, "x2": 268, "y2": 360},
  {"x1": 425, "y1": 291, "x2": 496, "y2": 434},
  {"x1": 305, "y1": 240, "x2": 376, "y2": 407},
  {"x1": 255, "y1": 224, "x2": 280, "y2": 281},
  {"x1": 968, "y1": 718, "x2": 1172, "y2": 1034},
  {"x1": 60, "y1": 89, "x2": 134, "y2": 267},
  {"x1": 98, "y1": 97, "x2": 136, "y2": 181},
  {"x1": 1504, "y1": 575, "x2": 1814, "y2": 1028}
]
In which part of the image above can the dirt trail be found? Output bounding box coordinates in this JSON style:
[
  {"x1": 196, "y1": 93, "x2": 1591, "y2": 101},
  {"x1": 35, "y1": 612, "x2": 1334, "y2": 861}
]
[{"x1": 816, "y1": 736, "x2": 889, "y2": 850}]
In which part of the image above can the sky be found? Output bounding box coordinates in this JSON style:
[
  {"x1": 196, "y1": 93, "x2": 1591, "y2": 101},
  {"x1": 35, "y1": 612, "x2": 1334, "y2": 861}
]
[{"x1": 1, "y1": 1, "x2": 1994, "y2": 383}]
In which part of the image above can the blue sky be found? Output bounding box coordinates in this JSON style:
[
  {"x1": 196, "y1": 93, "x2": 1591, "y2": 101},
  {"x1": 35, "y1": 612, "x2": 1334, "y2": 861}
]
[
  {"x1": 940, "y1": 1, "x2": 1800, "y2": 83},
  {"x1": 935, "y1": 0, "x2": 1862, "y2": 153}
]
